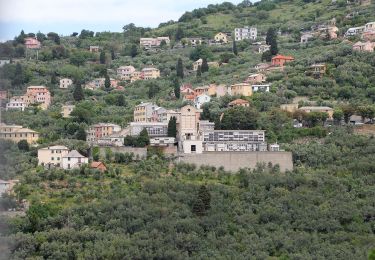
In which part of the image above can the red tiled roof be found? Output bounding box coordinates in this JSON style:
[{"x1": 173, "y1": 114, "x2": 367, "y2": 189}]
[
  {"x1": 272, "y1": 54, "x2": 294, "y2": 60},
  {"x1": 91, "y1": 162, "x2": 104, "y2": 168}
]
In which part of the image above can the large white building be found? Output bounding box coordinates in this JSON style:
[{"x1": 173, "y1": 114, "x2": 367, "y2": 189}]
[
  {"x1": 38, "y1": 145, "x2": 70, "y2": 168},
  {"x1": 234, "y1": 26, "x2": 257, "y2": 41},
  {"x1": 129, "y1": 122, "x2": 168, "y2": 137},
  {"x1": 202, "y1": 130, "x2": 267, "y2": 152}
]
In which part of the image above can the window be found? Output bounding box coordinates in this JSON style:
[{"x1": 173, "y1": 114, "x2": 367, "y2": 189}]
[
  {"x1": 51, "y1": 157, "x2": 54, "y2": 160},
  {"x1": 191, "y1": 145, "x2": 196, "y2": 152}
]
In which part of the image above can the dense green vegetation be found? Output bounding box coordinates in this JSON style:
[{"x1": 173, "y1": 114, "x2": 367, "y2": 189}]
[
  {"x1": 0, "y1": 130, "x2": 375, "y2": 258},
  {"x1": 1, "y1": 0, "x2": 375, "y2": 258}
]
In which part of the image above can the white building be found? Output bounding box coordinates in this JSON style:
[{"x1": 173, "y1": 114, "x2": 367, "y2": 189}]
[
  {"x1": 202, "y1": 130, "x2": 267, "y2": 152},
  {"x1": 364, "y1": 22, "x2": 375, "y2": 32},
  {"x1": 300, "y1": 33, "x2": 314, "y2": 43},
  {"x1": 234, "y1": 26, "x2": 257, "y2": 41},
  {"x1": 38, "y1": 145, "x2": 70, "y2": 168},
  {"x1": 0, "y1": 60, "x2": 10, "y2": 67},
  {"x1": 0, "y1": 180, "x2": 11, "y2": 197},
  {"x1": 61, "y1": 105, "x2": 75, "y2": 118},
  {"x1": 150, "y1": 137, "x2": 176, "y2": 147},
  {"x1": 129, "y1": 122, "x2": 168, "y2": 137},
  {"x1": 6, "y1": 99, "x2": 27, "y2": 111},
  {"x1": 345, "y1": 26, "x2": 365, "y2": 37},
  {"x1": 252, "y1": 84, "x2": 270, "y2": 92},
  {"x1": 62, "y1": 150, "x2": 88, "y2": 170},
  {"x1": 258, "y1": 44, "x2": 270, "y2": 53},
  {"x1": 59, "y1": 78, "x2": 73, "y2": 89},
  {"x1": 194, "y1": 94, "x2": 211, "y2": 109}
]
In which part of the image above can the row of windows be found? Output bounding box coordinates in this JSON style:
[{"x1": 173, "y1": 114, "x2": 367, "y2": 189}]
[{"x1": 1, "y1": 133, "x2": 36, "y2": 138}]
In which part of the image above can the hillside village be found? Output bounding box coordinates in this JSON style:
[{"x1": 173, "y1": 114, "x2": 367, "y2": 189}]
[{"x1": 1, "y1": 0, "x2": 375, "y2": 258}]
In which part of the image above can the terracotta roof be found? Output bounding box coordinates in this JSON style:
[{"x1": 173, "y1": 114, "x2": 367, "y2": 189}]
[
  {"x1": 91, "y1": 162, "x2": 105, "y2": 168},
  {"x1": 272, "y1": 54, "x2": 294, "y2": 60}
]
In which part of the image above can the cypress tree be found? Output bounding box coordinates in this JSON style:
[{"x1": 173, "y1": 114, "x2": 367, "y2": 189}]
[
  {"x1": 196, "y1": 65, "x2": 202, "y2": 77},
  {"x1": 104, "y1": 74, "x2": 111, "y2": 89},
  {"x1": 173, "y1": 77, "x2": 180, "y2": 99},
  {"x1": 167, "y1": 117, "x2": 177, "y2": 137},
  {"x1": 201, "y1": 58, "x2": 209, "y2": 73},
  {"x1": 176, "y1": 58, "x2": 184, "y2": 79},
  {"x1": 99, "y1": 50, "x2": 106, "y2": 64},
  {"x1": 233, "y1": 40, "x2": 238, "y2": 56},
  {"x1": 111, "y1": 49, "x2": 115, "y2": 60},
  {"x1": 192, "y1": 198, "x2": 206, "y2": 217},
  {"x1": 266, "y1": 28, "x2": 278, "y2": 55},
  {"x1": 192, "y1": 185, "x2": 211, "y2": 216},
  {"x1": 73, "y1": 83, "x2": 84, "y2": 101}
]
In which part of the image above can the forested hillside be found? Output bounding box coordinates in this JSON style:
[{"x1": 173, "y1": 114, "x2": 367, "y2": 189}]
[{"x1": 1, "y1": 0, "x2": 375, "y2": 258}]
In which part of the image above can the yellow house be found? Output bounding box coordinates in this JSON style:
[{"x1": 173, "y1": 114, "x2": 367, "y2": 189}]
[
  {"x1": 61, "y1": 105, "x2": 75, "y2": 118},
  {"x1": 215, "y1": 32, "x2": 229, "y2": 43},
  {"x1": 142, "y1": 68, "x2": 160, "y2": 80},
  {"x1": 0, "y1": 124, "x2": 39, "y2": 144},
  {"x1": 230, "y1": 83, "x2": 253, "y2": 97}
]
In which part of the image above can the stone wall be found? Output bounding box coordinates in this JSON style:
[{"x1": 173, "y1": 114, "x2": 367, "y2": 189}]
[
  {"x1": 98, "y1": 146, "x2": 147, "y2": 159},
  {"x1": 177, "y1": 151, "x2": 293, "y2": 172}
]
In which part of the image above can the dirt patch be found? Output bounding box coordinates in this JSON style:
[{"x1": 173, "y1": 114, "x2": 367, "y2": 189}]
[{"x1": 354, "y1": 125, "x2": 375, "y2": 136}]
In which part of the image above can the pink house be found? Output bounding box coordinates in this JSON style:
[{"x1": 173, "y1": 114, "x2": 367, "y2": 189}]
[
  {"x1": 353, "y1": 41, "x2": 375, "y2": 52},
  {"x1": 26, "y1": 86, "x2": 51, "y2": 109},
  {"x1": 24, "y1": 37, "x2": 41, "y2": 49}
]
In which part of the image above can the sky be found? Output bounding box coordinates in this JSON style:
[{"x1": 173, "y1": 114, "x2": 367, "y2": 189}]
[{"x1": 0, "y1": 0, "x2": 243, "y2": 42}]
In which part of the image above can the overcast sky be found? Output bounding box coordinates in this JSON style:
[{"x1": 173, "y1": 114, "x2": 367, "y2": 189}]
[{"x1": 0, "y1": 0, "x2": 243, "y2": 42}]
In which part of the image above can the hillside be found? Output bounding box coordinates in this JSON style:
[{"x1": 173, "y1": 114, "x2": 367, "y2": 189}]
[{"x1": 1, "y1": 0, "x2": 375, "y2": 258}]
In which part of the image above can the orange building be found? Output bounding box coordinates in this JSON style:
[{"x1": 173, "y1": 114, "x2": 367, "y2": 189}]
[{"x1": 271, "y1": 54, "x2": 294, "y2": 67}]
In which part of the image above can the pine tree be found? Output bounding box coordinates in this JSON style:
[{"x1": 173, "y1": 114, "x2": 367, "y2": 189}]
[
  {"x1": 175, "y1": 26, "x2": 184, "y2": 41},
  {"x1": 104, "y1": 74, "x2": 111, "y2": 90},
  {"x1": 100, "y1": 50, "x2": 106, "y2": 64},
  {"x1": 76, "y1": 127, "x2": 87, "y2": 141},
  {"x1": 196, "y1": 65, "x2": 202, "y2": 77},
  {"x1": 12, "y1": 63, "x2": 24, "y2": 86},
  {"x1": 130, "y1": 44, "x2": 138, "y2": 58},
  {"x1": 261, "y1": 50, "x2": 272, "y2": 62},
  {"x1": 167, "y1": 117, "x2": 177, "y2": 137},
  {"x1": 176, "y1": 58, "x2": 184, "y2": 79},
  {"x1": 137, "y1": 128, "x2": 150, "y2": 147},
  {"x1": 116, "y1": 94, "x2": 126, "y2": 106},
  {"x1": 201, "y1": 58, "x2": 209, "y2": 73},
  {"x1": 50, "y1": 72, "x2": 57, "y2": 85},
  {"x1": 233, "y1": 40, "x2": 238, "y2": 56},
  {"x1": 17, "y1": 140, "x2": 29, "y2": 151},
  {"x1": 73, "y1": 83, "x2": 84, "y2": 101}
]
